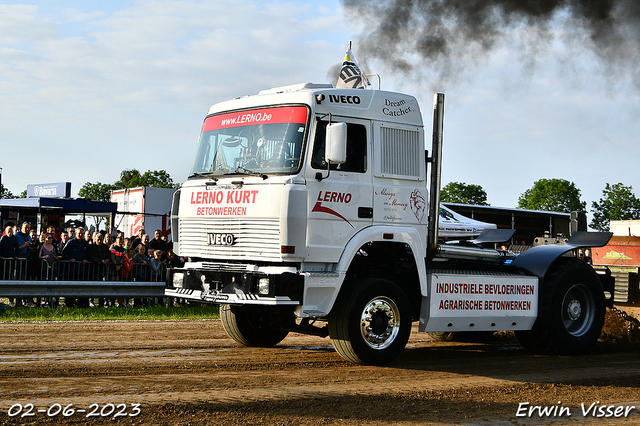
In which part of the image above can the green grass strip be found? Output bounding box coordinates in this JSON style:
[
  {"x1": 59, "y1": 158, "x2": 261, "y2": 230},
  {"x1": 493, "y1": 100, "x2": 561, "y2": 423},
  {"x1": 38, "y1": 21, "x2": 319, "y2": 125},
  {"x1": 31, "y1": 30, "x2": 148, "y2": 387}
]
[{"x1": 0, "y1": 304, "x2": 220, "y2": 322}]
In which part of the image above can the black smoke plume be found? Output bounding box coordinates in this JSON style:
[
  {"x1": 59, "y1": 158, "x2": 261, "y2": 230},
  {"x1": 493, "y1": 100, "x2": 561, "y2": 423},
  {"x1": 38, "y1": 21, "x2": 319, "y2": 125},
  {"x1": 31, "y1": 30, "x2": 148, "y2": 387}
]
[{"x1": 341, "y1": 0, "x2": 640, "y2": 88}]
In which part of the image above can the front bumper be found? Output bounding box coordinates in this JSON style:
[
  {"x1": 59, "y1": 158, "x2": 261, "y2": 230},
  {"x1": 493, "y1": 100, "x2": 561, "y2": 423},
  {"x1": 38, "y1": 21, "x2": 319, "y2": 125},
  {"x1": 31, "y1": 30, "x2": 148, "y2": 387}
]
[
  {"x1": 166, "y1": 261, "x2": 304, "y2": 305},
  {"x1": 166, "y1": 287, "x2": 300, "y2": 305}
]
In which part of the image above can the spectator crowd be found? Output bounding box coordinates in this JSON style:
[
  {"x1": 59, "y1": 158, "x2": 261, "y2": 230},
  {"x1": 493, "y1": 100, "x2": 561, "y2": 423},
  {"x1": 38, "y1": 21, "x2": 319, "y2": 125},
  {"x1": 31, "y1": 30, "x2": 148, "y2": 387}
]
[{"x1": 0, "y1": 222, "x2": 184, "y2": 308}]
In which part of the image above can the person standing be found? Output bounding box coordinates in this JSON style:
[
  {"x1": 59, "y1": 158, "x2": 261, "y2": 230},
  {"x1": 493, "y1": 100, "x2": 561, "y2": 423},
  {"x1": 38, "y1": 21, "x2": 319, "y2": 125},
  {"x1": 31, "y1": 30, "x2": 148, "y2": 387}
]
[
  {"x1": 12, "y1": 222, "x2": 31, "y2": 306},
  {"x1": 0, "y1": 226, "x2": 19, "y2": 276},
  {"x1": 58, "y1": 232, "x2": 70, "y2": 255},
  {"x1": 149, "y1": 229, "x2": 168, "y2": 258},
  {"x1": 166, "y1": 250, "x2": 184, "y2": 268},
  {"x1": 39, "y1": 234, "x2": 59, "y2": 307},
  {"x1": 130, "y1": 229, "x2": 146, "y2": 252},
  {"x1": 132, "y1": 244, "x2": 150, "y2": 281},
  {"x1": 26, "y1": 234, "x2": 43, "y2": 306},
  {"x1": 0, "y1": 226, "x2": 19, "y2": 258},
  {"x1": 0, "y1": 226, "x2": 20, "y2": 306},
  {"x1": 39, "y1": 234, "x2": 58, "y2": 274},
  {"x1": 14, "y1": 222, "x2": 31, "y2": 278},
  {"x1": 122, "y1": 237, "x2": 133, "y2": 280},
  {"x1": 148, "y1": 249, "x2": 166, "y2": 277},
  {"x1": 87, "y1": 232, "x2": 111, "y2": 306},
  {"x1": 87, "y1": 232, "x2": 110, "y2": 279},
  {"x1": 62, "y1": 228, "x2": 89, "y2": 307},
  {"x1": 110, "y1": 236, "x2": 128, "y2": 307},
  {"x1": 140, "y1": 234, "x2": 150, "y2": 252},
  {"x1": 27, "y1": 232, "x2": 43, "y2": 279},
  {"x1": 109, "y1": 236, "x2": 126, "y2": 279},
  {"x1": 62, "y1": 228, "x2": 89, "y2": 269},
  {"x1": 46, "y1": 225, "x2": 61, "y2": 243}
]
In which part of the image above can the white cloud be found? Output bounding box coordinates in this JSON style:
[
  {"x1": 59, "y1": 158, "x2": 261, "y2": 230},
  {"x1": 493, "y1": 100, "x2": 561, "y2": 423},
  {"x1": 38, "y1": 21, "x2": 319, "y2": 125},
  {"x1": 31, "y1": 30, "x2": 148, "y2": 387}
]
[
  {"x1": 0, "y1": 0, "x2": 350, "y2": 196},
  {"x1": 63, "y1": 8, "x2": 105, "y2": 22},
  {"x1": 0, "y1": 4, "x2": 57, "y2": 44},
  {"x1": 4, "y1": 0, "x2": 635, "y2": 220}
]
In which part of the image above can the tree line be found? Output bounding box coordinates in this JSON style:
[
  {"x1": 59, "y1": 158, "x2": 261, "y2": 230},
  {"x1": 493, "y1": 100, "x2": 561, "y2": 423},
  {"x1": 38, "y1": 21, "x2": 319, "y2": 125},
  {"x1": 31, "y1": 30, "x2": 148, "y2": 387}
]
[
  {"x1": 0, "y1": 169, "x2": 178, "y2": 202},
  {"x1": 441, "y1": 179, "x2": 640, "y2": 231},
  {"x1": 2, "y1": 171, "x2": 637, "y2": 231},
  {"x1": 77, "y1": 169, "x2": 179, "y2": 201}
]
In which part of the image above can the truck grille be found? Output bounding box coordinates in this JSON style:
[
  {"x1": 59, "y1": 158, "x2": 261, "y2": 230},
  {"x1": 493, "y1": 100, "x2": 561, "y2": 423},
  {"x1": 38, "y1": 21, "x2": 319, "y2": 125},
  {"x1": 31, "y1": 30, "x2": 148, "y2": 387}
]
[{"x1": 178, "y1": 217, "x2": 281, "y2": 261}]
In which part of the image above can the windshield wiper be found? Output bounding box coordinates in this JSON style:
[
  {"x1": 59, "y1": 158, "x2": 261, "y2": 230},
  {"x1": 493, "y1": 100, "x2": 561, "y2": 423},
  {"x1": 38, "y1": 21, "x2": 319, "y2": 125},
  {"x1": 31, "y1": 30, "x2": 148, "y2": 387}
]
[
  {"x1": 235, "y1": 166, "x2": 268, "y2": 180},
  {"x1": 188, "y1": 172, "x2": 219, "y2": 180}
]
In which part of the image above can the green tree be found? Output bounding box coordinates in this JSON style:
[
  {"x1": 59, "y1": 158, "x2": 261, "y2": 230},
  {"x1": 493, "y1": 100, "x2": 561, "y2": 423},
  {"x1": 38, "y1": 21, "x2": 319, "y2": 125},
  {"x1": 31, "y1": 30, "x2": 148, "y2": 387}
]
[
  {"x1": 518, "y1": 178, "x2": 586, "y2": 213},
  {"x1": 441, "y1": 182, "x2": 489, "y2": 206},
  {"x1": 78, "y1": 182, "x2": 116, "y2": 202},
  {"x1": 77, "y1": 182, "x2": 116, "y2": 232},
  {"x1": 590, "y1": 183, "x2": 640, "y2": 231},
  {"x1": 114, "y1": 169, "x2": 143, "y2": 189},
  {"x1": 114, "y1": 169, "x2": 178, "y2": 189},
  {"x1": 80, "y1": 169, "x2": 179, "y2": 203},
  {"x1": 138, "y1": 170, "x2": 178, "y2": 189},
  {"x1": 0, "y1": 184, "x2": 15, "y2": 199}
]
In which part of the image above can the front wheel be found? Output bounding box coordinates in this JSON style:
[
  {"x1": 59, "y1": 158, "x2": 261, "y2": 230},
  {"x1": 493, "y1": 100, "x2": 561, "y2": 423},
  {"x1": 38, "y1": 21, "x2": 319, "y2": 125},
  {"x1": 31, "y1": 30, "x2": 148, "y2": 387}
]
[
  {"x1": 329, "y1": 278, "x2": 412, "y2": 365},
  {"x1": 516, "y1": 258, "x2": 605, "y2": 355},
  {"x1": 220, "y1": 305, "x2": 289, "y2": 347}
]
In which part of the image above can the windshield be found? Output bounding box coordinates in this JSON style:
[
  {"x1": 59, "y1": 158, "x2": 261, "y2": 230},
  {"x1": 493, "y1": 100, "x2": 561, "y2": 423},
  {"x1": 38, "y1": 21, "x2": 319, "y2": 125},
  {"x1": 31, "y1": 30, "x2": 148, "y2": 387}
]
[{"x1": 190, "y1": 106, "x2": 308, "y2": 178}]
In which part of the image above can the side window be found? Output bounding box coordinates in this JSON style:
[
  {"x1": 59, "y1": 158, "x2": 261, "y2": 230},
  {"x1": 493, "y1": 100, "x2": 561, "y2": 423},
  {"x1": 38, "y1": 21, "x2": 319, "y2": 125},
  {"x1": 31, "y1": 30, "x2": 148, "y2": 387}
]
[{"x1": 311, "y1": 121, "x2": 367, "y2": 173}]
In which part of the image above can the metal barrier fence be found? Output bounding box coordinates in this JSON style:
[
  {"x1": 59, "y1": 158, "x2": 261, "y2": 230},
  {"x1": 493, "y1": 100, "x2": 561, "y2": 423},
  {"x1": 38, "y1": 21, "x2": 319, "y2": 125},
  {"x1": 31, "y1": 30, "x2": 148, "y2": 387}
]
[
  {"x1": 0, "y1": 258, "x2": 166, "y2": 282},
  {"x1": 0, "y1": 258, "x2": 166, "y2": 301}
]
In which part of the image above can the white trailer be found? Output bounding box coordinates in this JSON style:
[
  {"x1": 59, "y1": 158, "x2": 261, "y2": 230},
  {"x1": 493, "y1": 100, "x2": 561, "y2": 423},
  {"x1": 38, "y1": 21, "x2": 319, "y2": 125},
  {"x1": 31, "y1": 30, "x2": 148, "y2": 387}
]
[
  {"x1": 166, "y1": 83, "x2": 614, "y2": 365},
  {"x1": 111, "y1": 187, "x2": 175, "y2": 239},
  {"x1": 610, "y1": 220, "x2": 640, "y2": 237}
]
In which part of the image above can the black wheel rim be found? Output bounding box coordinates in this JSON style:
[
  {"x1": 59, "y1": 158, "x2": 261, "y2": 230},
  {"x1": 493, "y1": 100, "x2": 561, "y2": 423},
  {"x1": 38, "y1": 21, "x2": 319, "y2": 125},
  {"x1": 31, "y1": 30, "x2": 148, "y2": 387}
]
[{"x1": 561, "y1": 283, "x2": 595, "y2": 337}]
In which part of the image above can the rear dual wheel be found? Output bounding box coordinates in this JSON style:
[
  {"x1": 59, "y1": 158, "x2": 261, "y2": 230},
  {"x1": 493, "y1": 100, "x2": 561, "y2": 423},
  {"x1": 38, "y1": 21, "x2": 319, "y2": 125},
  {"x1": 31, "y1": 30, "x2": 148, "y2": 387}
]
[{"x1": 516, "y1": 258, "x2": 605, "y2": 355}]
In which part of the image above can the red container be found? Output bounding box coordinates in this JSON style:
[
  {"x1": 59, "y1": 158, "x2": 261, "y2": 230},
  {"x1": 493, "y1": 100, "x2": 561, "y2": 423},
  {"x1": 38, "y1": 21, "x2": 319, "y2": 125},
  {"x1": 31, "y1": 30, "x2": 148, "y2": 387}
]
[{"x1": 592, "y1": 236, "x2": 640, "y2": 267}]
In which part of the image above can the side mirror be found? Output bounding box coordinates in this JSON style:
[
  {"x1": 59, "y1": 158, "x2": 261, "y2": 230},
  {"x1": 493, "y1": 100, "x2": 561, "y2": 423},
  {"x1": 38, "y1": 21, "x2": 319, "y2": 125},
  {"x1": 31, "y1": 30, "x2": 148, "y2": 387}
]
[{"x1": 326, "y1": 123, "x2": 347, "y2": 164}]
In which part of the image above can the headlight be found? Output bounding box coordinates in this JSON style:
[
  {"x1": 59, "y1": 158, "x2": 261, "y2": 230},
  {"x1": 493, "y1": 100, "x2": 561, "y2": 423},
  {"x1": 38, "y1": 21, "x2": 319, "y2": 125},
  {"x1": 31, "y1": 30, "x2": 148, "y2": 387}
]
[
  {"x1": 257, "y1": 277, "x2": 270, "y2": 295},
  {"x1": 172, "y1": 272, "x2": 185, "y2": 288}
]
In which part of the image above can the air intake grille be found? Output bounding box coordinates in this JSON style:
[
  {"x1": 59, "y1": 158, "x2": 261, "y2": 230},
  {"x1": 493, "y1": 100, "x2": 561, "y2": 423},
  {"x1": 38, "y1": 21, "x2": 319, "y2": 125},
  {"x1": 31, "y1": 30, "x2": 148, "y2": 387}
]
[
  {"x1": 380, "y1": 127, "x2": 421, "y2": 178},
  {"x1": 178, "y1": 217, "x2": 281, "y2": 261}
]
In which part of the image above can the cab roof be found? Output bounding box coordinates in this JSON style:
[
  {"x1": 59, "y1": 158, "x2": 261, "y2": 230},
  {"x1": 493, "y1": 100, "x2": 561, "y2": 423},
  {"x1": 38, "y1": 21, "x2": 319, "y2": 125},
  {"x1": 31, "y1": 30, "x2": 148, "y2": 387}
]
[{"x1": 207, "y1": 83, "x2": 424, "y2": 127}]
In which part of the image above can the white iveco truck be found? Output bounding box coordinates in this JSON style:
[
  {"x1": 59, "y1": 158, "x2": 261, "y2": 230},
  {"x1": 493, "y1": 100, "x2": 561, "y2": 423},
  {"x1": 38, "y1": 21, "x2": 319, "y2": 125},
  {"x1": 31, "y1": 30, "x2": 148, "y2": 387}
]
[{"x1": 166, "y1": 83, "x2": 613, "y2": 365}]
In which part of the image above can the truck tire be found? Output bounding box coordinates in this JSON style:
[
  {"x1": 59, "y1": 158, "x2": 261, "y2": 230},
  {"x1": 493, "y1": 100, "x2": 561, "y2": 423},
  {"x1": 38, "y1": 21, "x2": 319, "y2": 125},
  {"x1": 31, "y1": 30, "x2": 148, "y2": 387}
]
[
  {"x1": 516, "y1": 258, "x2": 605, "y2": 355},
  {"x1": 220, "y1": 305, "x2": 289, "y2": 347},
  {"x1": 329, "y1": 278, "x2": 412, "y2": 365}
]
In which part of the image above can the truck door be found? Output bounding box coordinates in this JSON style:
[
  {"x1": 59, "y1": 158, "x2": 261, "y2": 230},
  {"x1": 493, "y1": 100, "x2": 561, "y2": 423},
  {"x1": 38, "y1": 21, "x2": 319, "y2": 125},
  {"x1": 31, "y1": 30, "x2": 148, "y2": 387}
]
[{"x1": 305, "y1": 117, "x2": 372, "y2": 263}]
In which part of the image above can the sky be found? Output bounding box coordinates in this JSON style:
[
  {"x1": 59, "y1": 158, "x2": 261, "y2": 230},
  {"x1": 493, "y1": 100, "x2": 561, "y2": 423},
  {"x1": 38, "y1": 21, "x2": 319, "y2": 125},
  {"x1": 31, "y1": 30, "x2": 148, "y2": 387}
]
[{"x1": 1, "y1": 0, "x2": 640, "y2": 217}]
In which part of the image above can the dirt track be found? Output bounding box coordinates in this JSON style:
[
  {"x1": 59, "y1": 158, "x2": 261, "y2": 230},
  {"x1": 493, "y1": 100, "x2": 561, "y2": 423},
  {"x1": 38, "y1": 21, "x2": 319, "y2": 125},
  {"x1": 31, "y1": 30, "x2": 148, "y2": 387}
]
[{"x1": 1, "y1": 309, "x2": 640, "y2": 425}]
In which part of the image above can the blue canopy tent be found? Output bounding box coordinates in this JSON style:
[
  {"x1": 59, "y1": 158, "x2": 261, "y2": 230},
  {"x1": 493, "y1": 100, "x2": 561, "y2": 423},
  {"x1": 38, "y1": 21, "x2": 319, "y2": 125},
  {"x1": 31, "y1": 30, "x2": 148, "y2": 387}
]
[{"x1": 0, "y1": 197, "x2": 117, "y2": 235}]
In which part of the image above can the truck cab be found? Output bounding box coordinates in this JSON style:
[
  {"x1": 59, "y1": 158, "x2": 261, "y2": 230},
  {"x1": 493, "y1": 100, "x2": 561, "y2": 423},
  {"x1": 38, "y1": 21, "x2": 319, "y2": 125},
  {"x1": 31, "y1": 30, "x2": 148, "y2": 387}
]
[{"x1": 170, "y1": 83, "x2": 428, "y2": 317}]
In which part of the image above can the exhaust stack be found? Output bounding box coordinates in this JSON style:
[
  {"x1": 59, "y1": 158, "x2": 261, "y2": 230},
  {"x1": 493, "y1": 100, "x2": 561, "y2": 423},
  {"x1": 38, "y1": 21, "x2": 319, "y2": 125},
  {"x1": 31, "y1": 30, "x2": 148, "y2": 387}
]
[{"x1": 427, "y1": 93, "x2": 445, "y2": 258}]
